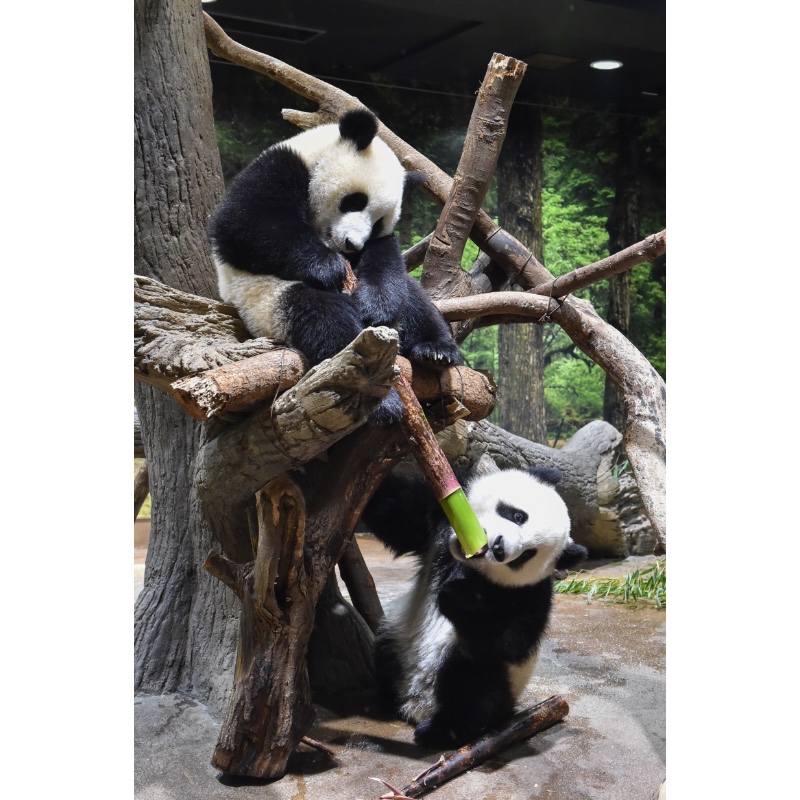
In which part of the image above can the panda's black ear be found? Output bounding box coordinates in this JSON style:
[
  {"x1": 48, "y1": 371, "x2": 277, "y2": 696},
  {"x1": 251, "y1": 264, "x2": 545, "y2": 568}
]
[
  {"x1": 555, "y1": 541, "x2": 589, "y2": 571},
  {"x1": 527, "y1": 466, "x2": 563, "y2": 486},
  {"x1": 403, "y1": 170, "x2": 427, "y2": 198},
  {"x1": 339, "y1": 109, "x2": 379, "y2": 151}
]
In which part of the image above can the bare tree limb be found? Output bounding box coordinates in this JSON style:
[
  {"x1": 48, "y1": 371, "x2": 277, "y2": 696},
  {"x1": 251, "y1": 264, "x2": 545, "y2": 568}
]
[
  {"x1": 421, "y1": 53, "x2": 526, "y2": 302},
  {"x1": 402, "y1": 232, "x2": 433, "y2": 271},
  {"x1": 531, "y1": 230, "x2": 667, "y2": 298}
]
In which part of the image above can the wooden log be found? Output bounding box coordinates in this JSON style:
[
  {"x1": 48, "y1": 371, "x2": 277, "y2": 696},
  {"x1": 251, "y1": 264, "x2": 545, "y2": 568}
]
[
  {"x1": 206, "y1": 474, "x2": 316, "y2": 779},
  {"x1": 170, "y1": 353, "x2": 496, "y2": 422},
  {"x1": 399, "y1": 696, "x2": 569, "y2": 798},
  {"x1": 169, "y1": 349, "x2": 308, "y2": 420}
]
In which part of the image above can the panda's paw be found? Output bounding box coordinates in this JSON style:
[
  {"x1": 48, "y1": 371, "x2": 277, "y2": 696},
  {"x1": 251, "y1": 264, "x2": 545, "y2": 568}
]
[
  {"x1": 367, "y1": 390, "x2": 404, "y2": 428},
  {"x1": 413, "y1": 718, "x2": 460, "y2": 750},
  {"x1": 314, "y1": 251, "x2": 349, "y2": 291},
  {"x1": 408, "y1": 341, "x2": 464, "y2": 371}
]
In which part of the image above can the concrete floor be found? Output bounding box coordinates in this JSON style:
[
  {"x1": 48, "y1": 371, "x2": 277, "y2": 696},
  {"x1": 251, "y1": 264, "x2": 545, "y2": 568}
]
[{"x1": 134, "y1": 523, "x2": 666, "y2": 799}]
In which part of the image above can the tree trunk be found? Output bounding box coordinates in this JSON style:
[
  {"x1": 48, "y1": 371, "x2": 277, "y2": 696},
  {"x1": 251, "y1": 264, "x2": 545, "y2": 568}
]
[
  {"x1": 604, "y1": 115, "x2": 641, "y2": 432},
  {"x1": 134, "y1": 0, "x2": 239, "y2": 716},
  {"x1": 496, "y1": 104, "x2": 547, "y2": 443}
]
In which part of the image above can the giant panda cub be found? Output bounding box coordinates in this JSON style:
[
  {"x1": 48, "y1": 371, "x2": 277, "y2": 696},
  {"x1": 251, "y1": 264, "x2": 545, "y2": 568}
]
[
  {"x1": 361, "y1": 459, "x2": 588, "y2": 748},
  {"x1": 208, "y1": 108, "x2": 462, "y2": 425}
]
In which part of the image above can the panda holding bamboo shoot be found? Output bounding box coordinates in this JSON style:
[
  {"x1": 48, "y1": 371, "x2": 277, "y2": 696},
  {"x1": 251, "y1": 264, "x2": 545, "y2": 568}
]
[
  {"x1": 207, "y1": 108, "x2": 462, "y2": 425},
  {"x1": 362, "y1": 459, "x2": 588, "y2": 749}
]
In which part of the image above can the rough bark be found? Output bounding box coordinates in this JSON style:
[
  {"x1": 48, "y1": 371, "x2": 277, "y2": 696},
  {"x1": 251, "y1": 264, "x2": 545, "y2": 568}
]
[
  {"x1": 206, "y1": 476, "x2": 315, "y2": 779},
  {"x1": 134, "y1": 274, "x2": 279, "y2": 392},
  {"x1": 604, "y1": 115, "x2": 641, "y2": 433},
  {"x1": 436, "y1": 418, "x2": 652, "y2": 557},
  {"x1": 421, "y1": 53, "x2": 526, "y2": 302},
  {"x1": 134, "y1": 461, "x2": 150, "y2": 521},
  {"x1": 496, "y1": 103, "x2": 547, "y2": 443},
  {"x1": 194, "y1": 327, "x2": 401, "y2": 563},
  {"x1": 134, "y1": 0, "x2": 239, "y2": 715},
  {"x1": 166, "y1": 345, "x2": 497, "y2": 423}
]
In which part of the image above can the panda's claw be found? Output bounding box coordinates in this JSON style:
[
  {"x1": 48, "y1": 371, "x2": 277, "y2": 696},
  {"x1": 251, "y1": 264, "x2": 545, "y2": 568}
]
[{"x1": 408, "y1": 341, "x2": 464, "y2": 371}]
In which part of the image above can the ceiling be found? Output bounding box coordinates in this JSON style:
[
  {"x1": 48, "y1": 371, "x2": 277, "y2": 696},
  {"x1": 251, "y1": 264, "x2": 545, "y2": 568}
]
[{"x1": 203, "y1": 0, "x2": 665, "y2": 115}]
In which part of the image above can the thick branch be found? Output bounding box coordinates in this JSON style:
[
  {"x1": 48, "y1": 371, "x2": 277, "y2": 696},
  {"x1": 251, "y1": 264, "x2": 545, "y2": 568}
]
[
  {"x1": 195, "y1": 327, "x2": 399, "y2": 557},
  {"x1": 421, "y1": 54, "x2": 526, "y2": 302},
  {"x1": 436, "y1": 290, "x2": 553, "y2": 321},
  {"x1": 170, "y1": 350, "x2": 309, "y2": 420},
  {"x1": 209, "y1": 475, "x2": 315, "y2": 779},
  {"x1": 531, "y1": 230, "x2": 667, "y2": 298},
  {"x1": 134, "y1": 274, "x2": 279, "y2": 391}
]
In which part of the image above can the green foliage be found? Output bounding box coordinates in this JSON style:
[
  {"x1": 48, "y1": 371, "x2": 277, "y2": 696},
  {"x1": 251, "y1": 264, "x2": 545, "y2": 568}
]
[
  {"x1": 555, "y1": 559, "x2": 666, "y2": 608},
  {"x1": 544, "y1": 354, "x2": 605, "y2": 439},
  {"x1": 460, "y1": 326, "x2": 498, "y2": 376}
]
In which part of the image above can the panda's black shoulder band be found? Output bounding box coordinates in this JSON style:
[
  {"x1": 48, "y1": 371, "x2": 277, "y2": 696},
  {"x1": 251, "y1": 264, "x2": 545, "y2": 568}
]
[
  {"x1": 339, "y1": 109, "x2": 378, "y2": 151},
  {"x1": 527, "y1": 466, "x2": 563, "y2": 486}
]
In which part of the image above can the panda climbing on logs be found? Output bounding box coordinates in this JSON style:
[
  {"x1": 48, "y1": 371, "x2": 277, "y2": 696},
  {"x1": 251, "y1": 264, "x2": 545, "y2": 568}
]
[
  {"x1": 207, "y1": 108, "x2": 462, "y2": 425},
  {"x1": 361, "y1": 459, "x2": 588, "y2": 749}
]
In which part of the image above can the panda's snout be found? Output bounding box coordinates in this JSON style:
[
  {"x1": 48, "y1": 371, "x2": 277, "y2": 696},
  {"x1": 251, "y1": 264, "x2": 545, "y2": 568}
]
[
  {"x1": 491, "y1": 535, "x2": 505, "y2": 563},
  {"x1": 343, "y1": 237, "x2": 362, "y2": 253}
]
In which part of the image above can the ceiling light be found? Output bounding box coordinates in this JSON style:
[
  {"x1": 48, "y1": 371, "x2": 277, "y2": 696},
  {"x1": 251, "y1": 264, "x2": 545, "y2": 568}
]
[{"x1": 590, "y1": 60, "x2": 623, "y2": 70}]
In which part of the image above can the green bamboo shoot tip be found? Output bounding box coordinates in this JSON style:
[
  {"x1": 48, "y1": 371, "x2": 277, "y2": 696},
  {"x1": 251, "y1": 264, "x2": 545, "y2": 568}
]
[{"x1": 440, "y1": 488, "x2": 488, "y2": 558}]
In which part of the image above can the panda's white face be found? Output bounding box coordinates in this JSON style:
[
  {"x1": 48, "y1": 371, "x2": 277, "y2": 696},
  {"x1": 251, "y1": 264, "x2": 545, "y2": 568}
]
[
  {"x1": 286, "y1": 120, "x2": 406, "y2": 254},
  {"x1": 448, "y1": 469, "x2": 572, "y2": 588}
]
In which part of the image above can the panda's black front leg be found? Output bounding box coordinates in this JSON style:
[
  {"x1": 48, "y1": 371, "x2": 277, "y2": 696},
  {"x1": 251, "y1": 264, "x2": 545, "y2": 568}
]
[
  {"x1": 401, "y1": 279, "x2": 463, "y2": 370},
  {"x1": 281, "y1": 284, "x2": 363, "y2": 365},
  {"x1": 414, "y1": 655, "x2": 514, "y2": 749}
]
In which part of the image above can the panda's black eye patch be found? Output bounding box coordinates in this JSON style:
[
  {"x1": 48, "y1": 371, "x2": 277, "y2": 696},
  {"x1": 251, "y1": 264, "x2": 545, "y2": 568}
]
[
  {"x1": 370, "y1": 218, "x2": 383, "y2": 238},
  {"x1": 339, "y1": 192, "x2": 368, "y2": 213},
  {"x1": 497, "y1": 502, "x2": 528, "y2": 526}
]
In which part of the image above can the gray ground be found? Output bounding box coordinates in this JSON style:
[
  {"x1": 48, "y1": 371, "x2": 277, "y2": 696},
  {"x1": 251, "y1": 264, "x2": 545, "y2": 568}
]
[{"x1": 134, "y1": 525, "x2": 666, "y2": 799}]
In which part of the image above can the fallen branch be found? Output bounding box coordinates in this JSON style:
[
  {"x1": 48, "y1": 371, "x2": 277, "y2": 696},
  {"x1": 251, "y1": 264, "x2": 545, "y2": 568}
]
[
  {"x1": 374, "y1": 696, "x2": 570, "y2": 799},
  {"x1": 337, "y1": 536, "x2": 384, "y2": 634}
]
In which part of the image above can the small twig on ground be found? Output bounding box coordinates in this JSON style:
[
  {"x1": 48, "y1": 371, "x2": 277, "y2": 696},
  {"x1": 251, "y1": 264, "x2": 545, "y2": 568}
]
[
  {"x1": 371, "y1": 696, "x2": 569, "y2": 799},
  {"x1": 300, "y1": 736, "x2": 336, "y2": 757}
]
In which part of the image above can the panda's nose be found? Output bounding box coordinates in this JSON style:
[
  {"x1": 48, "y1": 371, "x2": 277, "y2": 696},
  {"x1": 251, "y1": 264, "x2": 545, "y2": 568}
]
[
  {"x1": 344, "y1": 237, "x2": 363, "y2": 253},
  {"x1": 491, "y1": 535, "x2": 505, "y2": 563}
]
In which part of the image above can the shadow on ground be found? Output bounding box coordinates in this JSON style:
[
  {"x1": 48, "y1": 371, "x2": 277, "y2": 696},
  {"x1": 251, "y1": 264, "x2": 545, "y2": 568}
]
[{"x1": 134, "y1": 527, "x2": 665, "y2": 800}]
